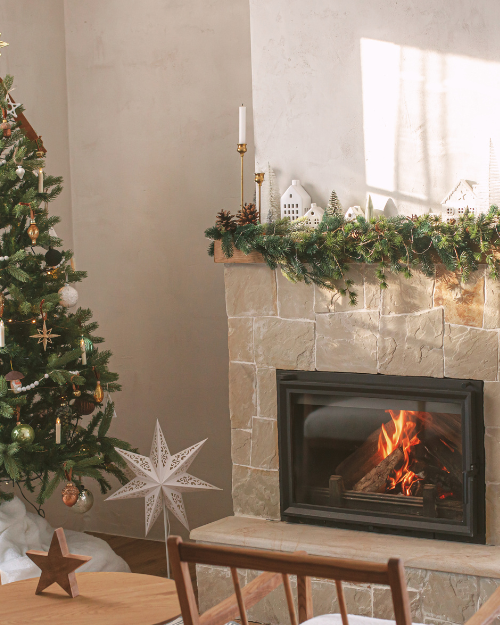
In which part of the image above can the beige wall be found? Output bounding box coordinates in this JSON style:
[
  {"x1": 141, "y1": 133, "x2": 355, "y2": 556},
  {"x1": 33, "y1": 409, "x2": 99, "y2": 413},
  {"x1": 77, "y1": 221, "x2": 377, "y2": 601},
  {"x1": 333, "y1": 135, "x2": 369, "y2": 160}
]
[{"x1": 0, "y1": 1, "x2": 254, "y2": 540}]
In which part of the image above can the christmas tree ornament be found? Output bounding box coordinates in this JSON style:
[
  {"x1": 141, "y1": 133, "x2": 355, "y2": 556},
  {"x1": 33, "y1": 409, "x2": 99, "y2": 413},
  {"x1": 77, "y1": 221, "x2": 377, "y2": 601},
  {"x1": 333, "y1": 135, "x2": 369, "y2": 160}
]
[
  {"x1": 62, "y1": 467, "x2": 79, "y2": 507},
  {"x1": 1, "y1": 108, "x2": 11, "y2": 138},
  {"x1": 55, "y1": 417, "x2": 61, "y2": 444},
  {"x1": 73, "y1": 396, "x2": 95, "y2": 416},
  {"x1": 80, "y1": 336, "x2": 87, "y2": 365},
  {"x1": 45, "y1": 247, "x2": 63, "y2": 267},
  {"x1": 71, "y1": 376, "x2": 81, "y2": 397},
  {"x1": 94, "y1": 380, "x2": 104, "y2": 403},
  {"x1": 31, "y1": 319, "x2": 60, "y2": 350},
  {"x1": 105, "y1": 389, "x2": 117, "y2": 418},
  {"x1": 59, "y1": 283, "x2": 78, "y2": 308},
  {"x1": 5, "y1": 370, "x2": 24, "y2": 393},
  {"x1": 326, "y1": 189, "x2": 343, "y2": 217},
  {"x1": 27, "y1": 208, "x2": 40, "y2": 245},
  {"x1": 36, "y1": 145, "x2": 44, "y2": 193},
  {"x1": 16, "y1": 164, "x2": 25, "y2": 179},
  {"x1": 11, "y1": 409, "x2": 35, "y2": 445},
  {"x1": 71, "y1": 486, "x2": 94, "y2": 514},
  {"x1": 106, "y1": 420, "x2": 221, "y2": 534},
  {"x1": 237, "y1": 202, "x2": 259, "y2": 226},
  {"x1": 26, "y1": 528, "x2": 92, "y2": 598},
  {"x1": 215, "y1": 209, "x2": 237, "y2": 233}
]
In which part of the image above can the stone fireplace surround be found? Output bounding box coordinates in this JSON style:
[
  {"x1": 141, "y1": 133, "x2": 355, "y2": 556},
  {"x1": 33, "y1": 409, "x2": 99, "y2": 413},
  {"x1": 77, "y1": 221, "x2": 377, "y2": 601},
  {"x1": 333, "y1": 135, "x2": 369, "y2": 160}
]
[{"x1": 192, "y1": 263, "x2": 500, "y2": 625}]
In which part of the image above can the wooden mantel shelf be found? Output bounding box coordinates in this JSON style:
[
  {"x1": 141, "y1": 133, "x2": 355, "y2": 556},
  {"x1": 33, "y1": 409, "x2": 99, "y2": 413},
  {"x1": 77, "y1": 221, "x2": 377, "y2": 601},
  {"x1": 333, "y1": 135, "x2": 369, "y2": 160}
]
[{"x1": 214, "y1": 240, "x2": 265, "y2": 264}]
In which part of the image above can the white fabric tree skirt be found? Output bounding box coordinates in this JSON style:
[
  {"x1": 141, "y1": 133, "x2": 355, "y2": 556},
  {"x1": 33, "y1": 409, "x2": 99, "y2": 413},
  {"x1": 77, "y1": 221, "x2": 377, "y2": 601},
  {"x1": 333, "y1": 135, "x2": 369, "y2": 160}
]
[{"x1": 0, "y1": 496, "x2": 130, "y2": 584}]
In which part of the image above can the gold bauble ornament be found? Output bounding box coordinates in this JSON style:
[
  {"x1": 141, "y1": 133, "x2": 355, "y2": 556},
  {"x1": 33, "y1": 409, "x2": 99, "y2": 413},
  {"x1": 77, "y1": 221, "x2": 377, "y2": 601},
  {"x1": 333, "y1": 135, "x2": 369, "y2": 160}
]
[
  {"x1": 61, "y1": 481, "x2": 79, "y2": 507},
  {"x1": 27, "y1": 219, "x2": 39, "y2": 245},
  {"x1": 94, "y1": 380, "x2": 104, "y2": 403}
]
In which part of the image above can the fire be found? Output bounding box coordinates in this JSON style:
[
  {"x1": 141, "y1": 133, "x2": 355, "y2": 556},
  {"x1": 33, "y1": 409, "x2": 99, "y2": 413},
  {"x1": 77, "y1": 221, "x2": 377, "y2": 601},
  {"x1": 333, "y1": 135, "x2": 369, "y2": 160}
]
[{"x1": 378, "y1": 410, "x2": 424, "y2": 496}]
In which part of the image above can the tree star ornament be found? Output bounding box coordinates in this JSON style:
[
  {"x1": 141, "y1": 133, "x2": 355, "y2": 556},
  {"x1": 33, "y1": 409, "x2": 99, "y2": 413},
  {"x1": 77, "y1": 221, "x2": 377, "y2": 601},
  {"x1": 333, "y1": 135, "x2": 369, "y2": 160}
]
[
  {"x1": 106, "y1": 420, "x2": 220, "y2": 534},
  {"x1": 26, "y1": 527, "x2": 91, "y2": 598},
  {"x1": 30, "y1": 319, "x2": 60, "y2": 350}
]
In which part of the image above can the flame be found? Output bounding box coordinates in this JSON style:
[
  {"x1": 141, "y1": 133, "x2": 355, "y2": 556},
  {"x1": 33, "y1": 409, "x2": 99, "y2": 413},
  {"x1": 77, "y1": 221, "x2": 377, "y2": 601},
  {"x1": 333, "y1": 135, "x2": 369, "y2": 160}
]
[{"x1": 378, "y1": 410, "x2": 424, "y2": 496}]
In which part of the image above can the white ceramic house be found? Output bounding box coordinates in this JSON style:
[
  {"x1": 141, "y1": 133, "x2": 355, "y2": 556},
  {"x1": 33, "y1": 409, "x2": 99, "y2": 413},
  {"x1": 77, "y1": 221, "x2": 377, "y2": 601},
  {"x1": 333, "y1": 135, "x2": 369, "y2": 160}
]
[
  {"x1": 344, "y1": 205, "x2": 364, "y2": 220},
  {"x1": 440, "y1": 179, "x2": 484, "y2": 220},
  {"x1": 281, "y1": 180, "x2": 311, "y2": 220},
  {"x1": 304, "y1": 203, "x2": 324, "y2": 228}
]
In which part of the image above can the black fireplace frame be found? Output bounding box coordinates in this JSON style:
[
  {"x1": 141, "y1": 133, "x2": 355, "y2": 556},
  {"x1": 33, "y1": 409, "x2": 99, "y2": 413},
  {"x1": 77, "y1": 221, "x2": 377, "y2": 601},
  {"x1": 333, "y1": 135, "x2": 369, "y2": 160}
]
[{"x1": 277, "y1": 370, "x2": 485, "y2": 543}]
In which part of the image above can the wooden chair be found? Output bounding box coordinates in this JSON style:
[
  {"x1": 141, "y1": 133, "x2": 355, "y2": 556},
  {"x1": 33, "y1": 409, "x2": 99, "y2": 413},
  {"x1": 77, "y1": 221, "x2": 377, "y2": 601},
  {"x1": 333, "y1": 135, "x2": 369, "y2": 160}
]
[{"x1": 167, "y1": 536, "x2": 500, "y2": 625}]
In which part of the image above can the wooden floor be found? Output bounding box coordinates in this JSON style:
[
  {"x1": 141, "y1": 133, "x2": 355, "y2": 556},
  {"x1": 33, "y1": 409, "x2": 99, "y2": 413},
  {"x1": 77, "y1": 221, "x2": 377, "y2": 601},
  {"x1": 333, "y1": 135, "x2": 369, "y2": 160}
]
[{"x1": 87, "y1": 532, "x2": 197, "y2": 593}]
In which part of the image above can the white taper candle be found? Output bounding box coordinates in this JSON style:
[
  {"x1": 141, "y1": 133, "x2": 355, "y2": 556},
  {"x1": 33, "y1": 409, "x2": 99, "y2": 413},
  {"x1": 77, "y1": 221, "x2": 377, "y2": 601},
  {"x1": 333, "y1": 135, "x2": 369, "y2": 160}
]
[
  {"x1": 80, "y1": 337, "x2": 87, "y2": 365},
  {"x1": 0, "y1": 319, "x2": 5, "y2": 348},
  {"x1": 56, "y1": 417, "x2": 61, "y2": 444},
  {"x1": 38, "y1": 168, "x2": 44, "y2": 193},
  {"x1": 239, "y1": 106, "x2": 246, "y2": 144}
]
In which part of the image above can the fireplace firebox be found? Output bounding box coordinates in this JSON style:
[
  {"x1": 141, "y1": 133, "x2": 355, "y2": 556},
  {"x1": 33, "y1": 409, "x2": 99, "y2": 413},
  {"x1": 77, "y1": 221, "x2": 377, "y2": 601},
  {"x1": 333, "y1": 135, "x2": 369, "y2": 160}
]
[{"x1": 277, "y1": 371, "x2": 485, "y2": 543}]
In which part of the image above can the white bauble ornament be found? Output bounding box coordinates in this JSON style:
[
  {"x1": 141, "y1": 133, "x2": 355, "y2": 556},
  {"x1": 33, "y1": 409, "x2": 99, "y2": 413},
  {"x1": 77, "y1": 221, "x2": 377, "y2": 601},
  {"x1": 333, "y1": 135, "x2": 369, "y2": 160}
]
[
  {"x1": 16, "y1": 165, "x2": 25, "y2": 180},
  {"x1": 71, "y1": 487, "x2": 94, "y2": 514},
  {"x1": 59, "y1": 283, "x2": 79, "y2": 308}
]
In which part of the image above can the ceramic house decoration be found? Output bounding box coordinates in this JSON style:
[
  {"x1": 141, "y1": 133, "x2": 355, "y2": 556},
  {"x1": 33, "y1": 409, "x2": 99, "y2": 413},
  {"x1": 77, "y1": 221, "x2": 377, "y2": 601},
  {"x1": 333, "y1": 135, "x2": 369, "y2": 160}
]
[
  {"x1": 441, "y1": 179, "x2": 482, "y2": 220},
  {"x1": 304, "y1": 203, "x2": 324, "y2": 228},
  {"x1": 281, "y1": 180, "x2": 311, "y2": 221},
  {"x1": 344, "y1": 205, "x2": 364, "y2": 220}
]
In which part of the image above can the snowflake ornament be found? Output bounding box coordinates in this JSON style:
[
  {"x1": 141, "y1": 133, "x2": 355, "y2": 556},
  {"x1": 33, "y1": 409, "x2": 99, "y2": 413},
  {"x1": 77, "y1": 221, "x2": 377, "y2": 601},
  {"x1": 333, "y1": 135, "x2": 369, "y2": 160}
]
[{"x1": 106, "y1": 420, "x2": 220, "y2": 534}]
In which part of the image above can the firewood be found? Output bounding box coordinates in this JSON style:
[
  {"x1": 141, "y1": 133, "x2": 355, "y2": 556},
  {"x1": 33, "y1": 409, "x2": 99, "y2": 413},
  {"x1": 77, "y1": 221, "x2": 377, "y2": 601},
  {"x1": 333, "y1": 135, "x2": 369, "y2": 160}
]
[
  {"x1": 420, "y1": 412, "x2": 462, "y2": 453},
  {"x1": 353, "y1": 447, "x2": 403, "y2": 493}
]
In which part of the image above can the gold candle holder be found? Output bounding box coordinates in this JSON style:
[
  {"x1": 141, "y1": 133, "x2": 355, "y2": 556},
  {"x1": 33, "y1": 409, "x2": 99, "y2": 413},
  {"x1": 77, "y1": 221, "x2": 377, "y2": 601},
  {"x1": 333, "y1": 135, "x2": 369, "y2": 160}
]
[
  {"x1": 255, "y1": 173, "x2": 265, "y2": 222},
  {"x1": 237, "y1": 143, "x2": 247, "y2": 211}
]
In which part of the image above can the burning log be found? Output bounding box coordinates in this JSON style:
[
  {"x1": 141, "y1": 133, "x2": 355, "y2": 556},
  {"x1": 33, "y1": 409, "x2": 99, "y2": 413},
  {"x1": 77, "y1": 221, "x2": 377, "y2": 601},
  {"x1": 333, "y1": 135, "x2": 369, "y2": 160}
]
[{"x1": 353, "y1": 447, "x2": 403, "y2": 493}]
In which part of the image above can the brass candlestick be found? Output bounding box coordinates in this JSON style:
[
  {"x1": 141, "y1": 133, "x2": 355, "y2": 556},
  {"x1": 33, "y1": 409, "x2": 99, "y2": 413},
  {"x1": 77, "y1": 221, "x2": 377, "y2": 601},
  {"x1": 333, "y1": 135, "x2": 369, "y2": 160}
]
[
  {"x1": 237, "y1": 143, "x2": 247, "y2": 211},
  {"x1": 255, "y1": 173, "x2": 265, "y2": 222}
]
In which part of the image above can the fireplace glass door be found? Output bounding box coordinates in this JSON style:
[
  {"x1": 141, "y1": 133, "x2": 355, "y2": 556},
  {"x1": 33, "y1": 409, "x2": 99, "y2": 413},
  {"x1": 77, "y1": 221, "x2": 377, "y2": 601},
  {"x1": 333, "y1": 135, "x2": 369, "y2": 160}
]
[{"x1": 278, "y1": 372, "x2": 485, "y2": 542}]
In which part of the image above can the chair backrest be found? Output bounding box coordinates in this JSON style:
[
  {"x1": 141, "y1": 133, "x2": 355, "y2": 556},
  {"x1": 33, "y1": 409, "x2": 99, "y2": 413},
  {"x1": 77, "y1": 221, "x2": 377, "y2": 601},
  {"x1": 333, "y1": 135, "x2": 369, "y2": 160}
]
[{"x1": 167, "y1": 536, "x2": 412, "y2": 625}]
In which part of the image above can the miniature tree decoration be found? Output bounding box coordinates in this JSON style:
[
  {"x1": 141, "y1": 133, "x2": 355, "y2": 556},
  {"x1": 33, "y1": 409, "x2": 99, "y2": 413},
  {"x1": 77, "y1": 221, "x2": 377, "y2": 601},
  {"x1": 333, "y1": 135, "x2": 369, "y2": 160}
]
[
  {"x1": 325, "y1": 189, "x2": 343, "y2": 217},
  {"x1": 0, "y1": 74, "x2": 133, "y2": 510}
]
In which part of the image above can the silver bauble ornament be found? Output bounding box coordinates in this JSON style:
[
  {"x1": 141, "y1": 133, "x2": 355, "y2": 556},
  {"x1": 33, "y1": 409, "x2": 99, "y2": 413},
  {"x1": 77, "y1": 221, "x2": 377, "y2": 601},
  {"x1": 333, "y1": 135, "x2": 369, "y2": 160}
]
[
  {"x1": 71, "y1": 487, "x2": 94, "y2": 514},
  {"x1": 58, "y1": 283, "x2": 79, "y2": 308},
  {"x1": 16, "y1": 165, "x2": 25, "y2": 179}
]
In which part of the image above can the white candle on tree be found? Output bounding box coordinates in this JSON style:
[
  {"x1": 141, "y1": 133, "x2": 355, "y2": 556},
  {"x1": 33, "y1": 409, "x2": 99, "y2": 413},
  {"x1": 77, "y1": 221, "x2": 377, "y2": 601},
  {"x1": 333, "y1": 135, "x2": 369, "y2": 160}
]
[
  {"x1": 56, "y1": 417, "x2": 61, "y2": 444},
  {"x1": 239, "y1": 105, "x2": 246, "y2": 144}
]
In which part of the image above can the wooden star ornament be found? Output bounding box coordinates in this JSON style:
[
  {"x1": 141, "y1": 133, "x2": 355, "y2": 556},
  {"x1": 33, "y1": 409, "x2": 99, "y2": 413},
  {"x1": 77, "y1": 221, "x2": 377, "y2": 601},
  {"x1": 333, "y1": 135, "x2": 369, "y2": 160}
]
[
  {"x1": 30, "y1": 319, "x2": 60, "y2": 350},
  {"x1": 26, "y1": 527, "x2": 91, "y2": 598}
]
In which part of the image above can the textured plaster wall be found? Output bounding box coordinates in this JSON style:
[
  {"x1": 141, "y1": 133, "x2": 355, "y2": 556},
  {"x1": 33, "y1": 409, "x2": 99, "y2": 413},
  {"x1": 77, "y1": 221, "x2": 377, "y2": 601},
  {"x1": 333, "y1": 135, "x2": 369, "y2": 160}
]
[
  {"x1": 249, "y1": 0, "x2": 500, "y2": 215},
  {"x1": 0, "y1": 1, "x2": 254, "y2": 539}
]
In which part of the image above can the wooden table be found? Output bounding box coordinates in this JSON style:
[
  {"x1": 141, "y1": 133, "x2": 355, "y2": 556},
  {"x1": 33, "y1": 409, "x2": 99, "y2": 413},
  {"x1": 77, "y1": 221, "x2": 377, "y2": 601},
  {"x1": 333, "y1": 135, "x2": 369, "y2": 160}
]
[{"x1": 1, "y1": 571, "x2": 182, "y2": 625}]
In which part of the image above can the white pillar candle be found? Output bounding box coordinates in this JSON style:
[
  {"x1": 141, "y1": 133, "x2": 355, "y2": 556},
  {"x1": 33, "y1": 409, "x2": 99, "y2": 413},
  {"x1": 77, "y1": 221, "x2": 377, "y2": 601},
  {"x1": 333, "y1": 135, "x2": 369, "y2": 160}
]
[
  {"x1": 0, "y1": 319, "x2": 5, "y2": 348},
  {"x1": 238, "y1": 106, "x2": 246, "y2": 144},
  {"x1": 56, "y1": 417, "x2": 61, "y2": 444},
  {"x1": 38, "y1": 168, "x2": 44, "y2": 193}
]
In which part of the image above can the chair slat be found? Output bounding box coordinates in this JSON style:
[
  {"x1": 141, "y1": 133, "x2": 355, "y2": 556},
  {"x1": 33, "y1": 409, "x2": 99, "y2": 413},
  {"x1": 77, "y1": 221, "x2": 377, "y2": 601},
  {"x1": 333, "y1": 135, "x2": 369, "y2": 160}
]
[
  {"x1": 230, "y1": 567, "x2": 249, "y2": 625},
  {"x1": 387, "y1": 558, "x2": 412, "y2": 625},
  {"x1": 297, "y1": 574, "x2": 313, "y2": 623},
  {"x1": 282, "y1": 573, "x2": 298, "y2": 625},
  {"x1": 335, "y1": 580, "x2": 349, "y2": 625}
]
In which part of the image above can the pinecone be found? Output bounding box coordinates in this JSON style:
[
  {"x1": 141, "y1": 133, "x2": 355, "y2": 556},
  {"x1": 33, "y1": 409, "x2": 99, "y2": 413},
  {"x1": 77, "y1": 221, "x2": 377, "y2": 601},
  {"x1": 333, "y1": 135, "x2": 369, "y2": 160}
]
[
  {"x1": 216, "y1": 209, "x2": 236, "y2": 233},
  {"x1": 237, "y1": 203, "x2": 259, "y2": 226}
]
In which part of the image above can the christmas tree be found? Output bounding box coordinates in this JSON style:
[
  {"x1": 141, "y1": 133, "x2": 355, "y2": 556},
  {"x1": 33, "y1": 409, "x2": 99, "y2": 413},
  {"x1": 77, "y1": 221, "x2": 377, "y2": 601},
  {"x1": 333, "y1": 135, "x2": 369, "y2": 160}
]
[
  {"x1": 0, "y1": 75, "x2": 132, "y2": 510},
  {"x1": 325, "y1": 189, "x2": 343, "y2": 217}
]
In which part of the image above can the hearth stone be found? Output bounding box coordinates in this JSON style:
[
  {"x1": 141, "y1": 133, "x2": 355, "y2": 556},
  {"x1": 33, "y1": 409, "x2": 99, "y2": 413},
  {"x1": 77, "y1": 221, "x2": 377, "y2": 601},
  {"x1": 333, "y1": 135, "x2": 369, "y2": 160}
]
[
  {"x1": 434, "y1": 265, "x2": 485, "y2": 328},
  {"x1": 228, "y1": 361, "x2": 255, "y2": 429},
  {"x1": 254, "y1": 317, "x2": 315, "y2": 369},
  {"x1": 443, "y1": 325, "x2": 498, "y2": 381},
  {"x1": 381, "y1": 270, "x2": 434, "y2": 315}
]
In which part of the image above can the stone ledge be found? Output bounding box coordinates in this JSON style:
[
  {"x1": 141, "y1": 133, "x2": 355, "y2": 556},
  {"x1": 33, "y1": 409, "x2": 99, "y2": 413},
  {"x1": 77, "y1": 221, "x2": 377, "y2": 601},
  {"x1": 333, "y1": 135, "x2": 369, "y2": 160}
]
[{"x1": 190, "y1": 516, "x2": 500, "y2": 580}]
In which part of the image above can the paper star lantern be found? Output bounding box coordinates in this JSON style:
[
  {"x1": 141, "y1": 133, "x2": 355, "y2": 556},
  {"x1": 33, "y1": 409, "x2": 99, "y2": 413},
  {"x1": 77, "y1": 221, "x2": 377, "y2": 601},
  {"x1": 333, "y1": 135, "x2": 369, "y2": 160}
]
[{"x1": 106, "y1": 420, "x2": 220, "y2": 534}]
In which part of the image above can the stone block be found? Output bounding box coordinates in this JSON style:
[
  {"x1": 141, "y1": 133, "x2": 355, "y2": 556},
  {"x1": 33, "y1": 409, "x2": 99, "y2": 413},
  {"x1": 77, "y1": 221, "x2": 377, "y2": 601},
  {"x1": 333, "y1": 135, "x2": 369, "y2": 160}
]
[
  {"x1": 228, "y1": 317, "x2": 254, "y2": 363},
  {"x1": 196, "y1": 564, "x2": 245, "y2": 613},
  {"x1": 374, "y1": 586, "x2": 422, "y2": 622},
  {"x1": 254, "y1": 317, "x2": 315, "y2": 370},
  {"x1": 231, "y1": 428, "x2": 251, "y2": 466},
  {"x1": 484, "y1": 274, "x2": 500, "y2": 329},
  {"x1": 251, "y1": 417, "x2": 278, "y2": 470},
  {"x1": 257, "y1": 367, "x2": 277, "y2": 419},
  {"x1": 229, "y1": 362, "x2": 256, "y2": 429},
  {"x1": 381, "y1": 270, "x2": 434, "y2": 315},
  {"x1": 484, "y1": 382, "x2": 500, "y2": 427},
  {"x1": 316, "y1": 311, "x2": 379, "y2": 374},
  {"x1": 232, "y1": 464, "x2": 280, "y2": 519},
  {"x1": 421, "y1": 571, "x2": 478, "y2": 624},
  {"x1": 364, "y1": 264, "x2": 382, "y2": 310},
  {"x1": 434, "y1": 265, "x2": 485, "y2": 328},
  {"x1": 308, "y1": 579, "x2": 372, "y2": 619},
  {"x1": 479, "y1": 577, "x2": 500, "y2": 625},
  {"x1": 224, "y1": 265, "x2": 277, "y2": 317},
  {"x1": 406, "y1": 568, "x2": 428, "y2": 591},
  {"x1": 485, "y1": 428, "x2": 500, "y2": 483},
  {"x1": 378, "y1": 308, "x2": 444, "y2": 377},
  {"x1": 444, "y1": 325, "x2": 498, "y2": 381},
  {"x1": 486, "y1": 483, "x2": 500, "y2": 545},
  {"x1": 247, "y1": 570, "x2": 296, "y2": 624},
  {"x1": 277, "y1": 269, "x2": 315, "y2": 319},
  {"x1": 315, "y1": 265, "x2": 364, "y2": 313}
]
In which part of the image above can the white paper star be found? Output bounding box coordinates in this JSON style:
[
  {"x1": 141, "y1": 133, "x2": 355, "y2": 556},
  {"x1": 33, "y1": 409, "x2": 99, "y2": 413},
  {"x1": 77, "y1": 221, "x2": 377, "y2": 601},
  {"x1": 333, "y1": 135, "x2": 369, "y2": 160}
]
[{"x1": 106, "y1": 420, "x2": 220, "y2": 534}]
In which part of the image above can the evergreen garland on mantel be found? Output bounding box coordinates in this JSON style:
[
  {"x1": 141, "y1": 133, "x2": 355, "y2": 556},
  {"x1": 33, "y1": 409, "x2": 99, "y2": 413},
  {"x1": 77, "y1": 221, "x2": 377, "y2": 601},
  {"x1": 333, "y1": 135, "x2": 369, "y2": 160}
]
[{"x1": 206, "y1": 209, "x2": 500, "y2": 306}]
